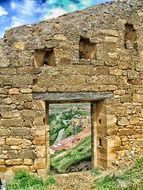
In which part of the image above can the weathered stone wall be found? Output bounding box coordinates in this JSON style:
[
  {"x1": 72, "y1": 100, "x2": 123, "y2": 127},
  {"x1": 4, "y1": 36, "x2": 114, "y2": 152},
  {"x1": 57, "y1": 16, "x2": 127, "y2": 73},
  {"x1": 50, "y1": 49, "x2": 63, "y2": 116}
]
[{"x1": 1, "y1": 0, "x2": 143, "y2": 178}]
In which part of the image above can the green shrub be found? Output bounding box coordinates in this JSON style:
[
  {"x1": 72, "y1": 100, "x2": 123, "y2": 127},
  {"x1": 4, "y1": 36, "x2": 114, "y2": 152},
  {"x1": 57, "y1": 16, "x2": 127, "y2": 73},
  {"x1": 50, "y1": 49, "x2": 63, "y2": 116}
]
[
  {"x1": 6, "y1": 170, "x2": 55, "y2": 190},
  {"x1": 91, "y1": 168, "x2": 102, "y2": 176},
  {"x1": 49, "y1": 109, "x2": 88, "y2": 145},
  {"x1": 51, "y1": 135, "x2": 91, "y2": 173},
  {"x1": 93, "y1": 157, "x2": 143, "y2": 190}
]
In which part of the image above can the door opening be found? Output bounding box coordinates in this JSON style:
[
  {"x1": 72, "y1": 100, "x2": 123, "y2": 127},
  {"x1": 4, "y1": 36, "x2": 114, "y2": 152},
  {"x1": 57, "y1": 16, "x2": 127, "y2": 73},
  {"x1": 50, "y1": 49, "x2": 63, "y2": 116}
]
[
  {"x1": 33, "y1": 92, "x2": 113, "y2": 173},
  {"x1": 49, "y1": 103, "x2": 92, "y2": 174}
]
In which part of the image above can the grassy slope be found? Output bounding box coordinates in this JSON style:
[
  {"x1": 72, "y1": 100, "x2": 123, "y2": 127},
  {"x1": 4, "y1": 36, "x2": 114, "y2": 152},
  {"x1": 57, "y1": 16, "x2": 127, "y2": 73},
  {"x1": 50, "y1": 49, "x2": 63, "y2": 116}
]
[
  {"x1": 51, "y1": 135, "x2": 91, "y2": 173},
  {"x1": 93, "y1": 157, "x2": 143, "y2": 190},
  {"x1": 6, "y1": 157, "x2": 143, "y2": 190},
  {"x1": 49, "y1": 109, "x2": 88, "y2": 145},
  {"x1": 6, "y1": 171, "x2": 55, "y2": 190}
]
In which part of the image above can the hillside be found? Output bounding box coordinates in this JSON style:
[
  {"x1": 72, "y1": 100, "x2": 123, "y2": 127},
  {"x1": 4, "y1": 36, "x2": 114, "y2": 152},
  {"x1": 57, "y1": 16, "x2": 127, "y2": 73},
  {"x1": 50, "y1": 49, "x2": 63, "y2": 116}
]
[{"x1": 49, "y1": 103, "x2": 91, "y2": 173}]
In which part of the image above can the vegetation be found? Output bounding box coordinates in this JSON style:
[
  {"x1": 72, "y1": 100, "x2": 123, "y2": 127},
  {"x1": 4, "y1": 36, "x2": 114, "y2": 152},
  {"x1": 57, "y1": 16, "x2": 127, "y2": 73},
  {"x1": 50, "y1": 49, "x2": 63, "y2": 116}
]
[
  {"x1": 91, "y1": 168, "x2": 102, "y2": 176},
  {"x1": 49, "y1": 104, "x2": 91, "y2": 173},
  {"x1": 6, "y1": 170, "x2": 55, "y2": 190},
  {"x1": 93, "y1": 157, "x2": 143, "y2": 190},
  {"x1": 6, "y1": 157, "x2": 143, "y2": 190},
  {"x1": 51, "y1": 135, "x2": 91, "y2": 173},
  {"x1": 49, "y1": 109, "x2": 88, "y2": 145}
]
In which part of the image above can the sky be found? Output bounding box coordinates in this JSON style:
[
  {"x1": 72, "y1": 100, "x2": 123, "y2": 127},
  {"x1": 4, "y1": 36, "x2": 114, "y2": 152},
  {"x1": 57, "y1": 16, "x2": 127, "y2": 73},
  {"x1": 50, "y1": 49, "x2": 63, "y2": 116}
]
[{"x1": 0, "y1": 0, "x2": 111, "y2": 38}]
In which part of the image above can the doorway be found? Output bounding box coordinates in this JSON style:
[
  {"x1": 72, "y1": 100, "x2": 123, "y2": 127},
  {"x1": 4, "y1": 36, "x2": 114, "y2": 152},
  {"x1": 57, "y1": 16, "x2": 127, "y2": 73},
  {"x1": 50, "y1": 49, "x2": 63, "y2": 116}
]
[
  {"x1": 49, "y1": 103, "x2": 92, "y2": 174},
  {"x1": 33, "y1": 92, "x2": 113, "y2": 172}
]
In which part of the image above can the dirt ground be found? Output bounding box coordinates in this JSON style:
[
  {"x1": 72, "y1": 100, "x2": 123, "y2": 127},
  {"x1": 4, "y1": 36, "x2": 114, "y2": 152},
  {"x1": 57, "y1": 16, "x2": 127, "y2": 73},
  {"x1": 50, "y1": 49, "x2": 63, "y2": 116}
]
[{"x1": 51, "y1": 171, "x2": 94, "y2": 190}]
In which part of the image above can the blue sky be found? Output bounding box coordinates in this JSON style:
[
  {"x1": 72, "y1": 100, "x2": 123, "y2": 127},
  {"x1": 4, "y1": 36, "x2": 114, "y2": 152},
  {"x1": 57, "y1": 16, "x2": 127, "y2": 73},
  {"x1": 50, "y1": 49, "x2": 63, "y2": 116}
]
[{"x1": 0, "y1": 0, "x2": 111, "y2": 38}]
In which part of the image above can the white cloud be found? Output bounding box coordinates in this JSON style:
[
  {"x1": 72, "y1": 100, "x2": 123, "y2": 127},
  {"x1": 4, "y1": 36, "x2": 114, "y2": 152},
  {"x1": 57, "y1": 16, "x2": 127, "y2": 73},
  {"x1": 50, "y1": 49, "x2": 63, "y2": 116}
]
[
  {"x1": 82, "y1": 0, "x2": 93, "y2": 6},
  {"x1": 48, "y1": 0, "x2": 58, "y2": 4},
  {"x1": 43, "y1": 8, "x2": 67, "y2": 19},
  {"x1": 0, "y1": 6, "x2": 8, "y2": 17},
  {"x1": 11, "y1": 2, "x2": 17, "y2": 9},
  {"x1": 10, "y1": 16, "x2": 25, "y2": 28},
  {"x1": 21, "y1": 0, "x2": 38, "y2": 16},
  {"x1": 11, "y1": 0, "x2": 41, "y2": 16},
  {"x1": 67, "y1": 4, "x2": 78, "y2": 11},
  {"x1": 10, "y1": 0, "x2": 42, "y2": 28}
]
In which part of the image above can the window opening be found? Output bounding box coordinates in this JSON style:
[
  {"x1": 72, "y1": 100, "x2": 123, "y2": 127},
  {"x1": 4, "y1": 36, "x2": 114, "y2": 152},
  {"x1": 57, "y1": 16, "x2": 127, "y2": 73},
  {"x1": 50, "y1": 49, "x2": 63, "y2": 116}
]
[
  {"x1": 124, "y1": 23, "x2": 138, "y2": 52},
  {"x1": 79, "y1": 37, "x2": 96, "y2": 60},
  {"x1": 34, "y1": 48, "x2": 55, "y2": 67}
]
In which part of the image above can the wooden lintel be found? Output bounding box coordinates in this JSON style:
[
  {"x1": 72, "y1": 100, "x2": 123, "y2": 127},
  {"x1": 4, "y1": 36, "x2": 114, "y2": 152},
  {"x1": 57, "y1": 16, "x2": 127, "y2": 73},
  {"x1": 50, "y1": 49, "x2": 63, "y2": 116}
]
[{"x1": 33, "y1": 92, "x2": 113, "y2": 103}]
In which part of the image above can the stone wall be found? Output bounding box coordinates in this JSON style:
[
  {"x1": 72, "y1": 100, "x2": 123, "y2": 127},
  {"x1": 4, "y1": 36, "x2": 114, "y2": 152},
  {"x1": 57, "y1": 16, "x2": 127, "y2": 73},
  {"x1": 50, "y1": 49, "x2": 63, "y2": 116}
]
[{"x1": 1, "y1": 0, "x2": 143, "y2": 179}]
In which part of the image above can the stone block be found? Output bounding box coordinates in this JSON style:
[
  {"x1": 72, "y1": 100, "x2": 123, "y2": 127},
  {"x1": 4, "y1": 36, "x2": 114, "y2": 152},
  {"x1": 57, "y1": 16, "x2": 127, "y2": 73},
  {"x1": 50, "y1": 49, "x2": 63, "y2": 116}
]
[
  {"x1": 29, "y1": 165, "x2": 36, "y2": 172},
  {"x1": 95, "y1": 66, "x2": 108, "y2": 75},
  {"x1": 4, "y1": 98, "x2": 13, "y2": 104},
  {"x1": 100, "y1": 30, "x2": 118, "y2": 37},
  {"x1": 12, "y1": 166, "x2": 29, "y2": 172},
  {"x1": 121, "y1": 137, "x2": 128, "y2": 142},
  {"x1": 13, "y1": 41, "x2": 25, "y2": 50},
  {"x1": 0, "y1": 88, "x2": 7, "y2": 94},
  {"x1": 5, "y1": 159, "x2": 23, "y2": 166},
  {"x1": 24, "y1": 102, "x2": 33, "y2": 109},
  {"x1": 1, "y1": 110, "x2": 20, "y2": 118},
  {"x1": 33, "y1": 100, "x2": 46, "y2": 111},
  {"x1": 107, "y1": 136, "x2": 121, "y2": 148},
  {"x1": 20, "y1": 88, "x2": 32, "y2": 94},
  {"x1": 107, "y1": 126, "x2": 118, "y2": 135},
  {"x1": 17, "y1": 67, "x2": 35, "y2": 75},
  {"x1": 0, "y1": 118, "x2": 23, "y2": 127},
  {"x1": 114, "y1": 90, "x2": 125, "y2": 95},
  {"x1": 11, "y1": 94, "x2": 32, "y2": 102},
  {"x1": 53, "y1": 34, "x2": 68, "y2": 41},
  {"x1": 19, "y1": 150, "x2": 36, "y2": 159},
  {"x1": 127, "y1": 71, "x2": 139, "y2": 79},
  {"x1": 109, "y1": 67, "x2": 122, "y2": 75},
  {"x1": 118, "y1": 117, "x2": 129, "y2": 126},
  {"x1": 0, "y1": 138, "x2": 5, "y2": 145},
  {"x1": 107, "y1": 148, "x2": 117, "y2": 161},
  {"x1": 34, "y1": 158, "x2": 46, "y2": 169},
  {"x1": 0, "y1": 127, "x2": 10, "y2": 136},
  {"x1": 108, "y1": 52, "x2": 118, "y2": 59},
  {"x1": 21, "y1": 110, "x2": 36, "y2": 118},
  {"x1": 128, "y1": 79, "x2": 142, "y2": 85},
  {"x1": 11, "y1": 128, "x2": 31, "y2": 136},
  {"x1": 120, "y1": 94, "x2": 132, "y2": 103},
  {"x1": 135, "y1": 61, "x2": 143, "y2": 71},
  {"x1": 119, "y1": 129, "x2": 135, "y2": 136},
  {"x1": 105, "y1": 36, "x2": 118, "y2": 43},
  {"x1": 130, "y1": 117, "x2": 139, "y2": 125},
  {"x1": 12, "y1": 75, "x2": 33, "y2": 87},
  {"x1": 24, "y1": 159, "x2": 33, "y2": 166},
  {"x1": 37, "y1": 169, "x2": 47, "y2": 179},
  {"x1": 107, "y1": 115, "x2": 117, "y2": 128},
  {"x1": 0, "y1": 160, "x2": 4, "y2": 165},
  {"x1": 32, "y1": 126, "x2": 46, "y2": 136},
  {"x1": 7, "y1": 150, "x2": 18, "y2": 159},
  {"x1": 6, "y1": 138, "x2": 22, "y2": 145},
  {"x1": 0, "y1": 76, "x2": 12, "y2": 86},
  {"x1": 0, "y1": 68, "x2": 16, "y2": 75},
  {"x1": 0, "y1": 165, "x2": 6, "y2": 172},
  {"x1": 9, "y1": 88, "x2": 20, "y2": 95},
  {"x1": 22, "y1": 139, "x2": 32, "y2": 147},
  {"x1": 33, "y1": 136, "x2": 46, "y2": 145},
  {"x1": 36, "y1": 146, "x2": 46, "y2": 158},
  {"x1": 33, "y1": 117, "x2": 45, "y2": 126},
  {"x1": 133, "y1": 94, "x2": 143, "y2": 103},
  {"x1": 11, "y1": 146, "x2": 21, "y2": 150}
]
